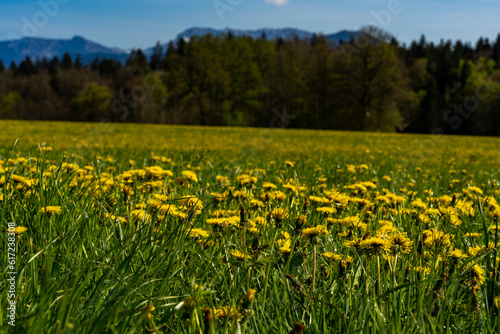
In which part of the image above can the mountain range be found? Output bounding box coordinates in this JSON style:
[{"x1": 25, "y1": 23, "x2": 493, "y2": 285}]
[{"x1": 0, "y1": 27, "x2": 359, "y2": 65}]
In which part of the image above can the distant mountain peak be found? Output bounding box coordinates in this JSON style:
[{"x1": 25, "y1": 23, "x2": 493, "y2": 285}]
[
  {"x1": 174, "y1": 27, "x2": 359, "y2": 44},
  {"x1": 0, "y1": 27, "x2": 361, "y2": 65},
  {"x1": 70, "y1": 35, "x2": 87, "y2": 41},
  {"x1": 0, "y1": 35, "x2": 129, "y2": 65}
]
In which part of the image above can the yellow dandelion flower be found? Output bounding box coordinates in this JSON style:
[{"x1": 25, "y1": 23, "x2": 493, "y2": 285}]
[
  {"x1": 468, "y1": 245, "x2": 487, "y2": 256},
  {"x1": 423, "y1": 230, "x2": 453, "y2": 249},
  {"x1": 495, "y1": 296, "x2": 500, "y2": 309},
  {"x1": 413, "y1": 266, "x2": 431, "y2": 274},
  {"x1": 465, "y1": 186, "x2": 483, "y2": 195},
  {"x1": 241, "y1": 289, "x2": 256, "y2": 309},
  {"x1": 353, "y1": 222, "x2": 368, "y2": 231},
  {"x1": 447, "y1": 248, "x2": 467, "y2": 260},
  {"x1": 450, "y1": 214, "x2": 462, "y2": 226},
  {"x1": 276, "y1": 231, "x2": 293, "y2": 254},
  {"x1": 389, "y1": 234, "x2": 413, "y2": 254},
  {"x1": 283, "y1": 183, "x2": 306, "y2": 193},
  {"x1": 252, "y1": 216, "x2": 267, "y2": 225},
  {"x1": 38, "y1": 206, "x2": 62, "y2": 216},
  {"x1": 436, "y1": 195, "x2": 453, "y2": 205},
  {"x1": 359, "y1": 237, "x2": 391, "y2": 255},
  {"x1": 153, "y1": 194, "x2": 171, "y2": 202},
  {"x1": 316, "y1": 206, "x2": 337, "y2": 216},
  {"x1": 248, "y1": 227, "x2": 259, "y2": 234},
  {"x1": 148, "y1": 199, "x2": 163, "y2": 208},
  {"x1": 346, "y1": 164, "x2": 356, "y2": 173},
  {"x1": 143, "y1": 166, "x2": 169, "y2": 179},
  {"x1": 489, "y1": 225, "x2": 500, "y2": 235},
  {"x1": 231, "y1": 190, "x2": 248, "y2": 200},
  {"x1": 322, "y1": 252, "x2": 343, "y2": 260},
  {"x1": 249, "y1": 199, "x2": 264, "y2": 208},
  {"x1": 216, "y1": 175, "x2": 229, "y2": 184},
  {"x1": 230, "y1": 250, "x2": 251, "y2": 260},
  {"x1": 411, "y1": 198, "x2": 427, "y2": 210},
  {"x1": 214, "y1": 306, "x2": 242, "y2": 321},
  {"x1": 61, "y1": 163, "x2": 79, "y2": 173},
  {"x1": 181, "y1": 170, "x2": 198, "y2": 182},
  {"x1": 236, "y1": 174, "x2": 253, "y2": 186},
  {"x1": 270, "y1": 208, "x2": 289, "y2": 221},
  {"x1": 38, "y1": 146, "x2": 53, "y2": 152},
  {"x1": 345, "y1": 237, "x2": 363, "y2": 250},
  {"x1": 262, "y1": 182, "x2": 277, "y2": 190},
  {"x1": 464, "y1": 232, "x2": 482, "y2": 238},
  {"x1": 375, "y1": 195, "x2": 391, "y2": 205},
  {"x1": 10, "y1": 174, "x2": 26, "y2": 183},
  {"x1": 465, "y1": 265, "x2": 486, "y2": 287},
  {"x1": 209, "y1": 192, "x2": 225, "y2": 202},
  {"x1": 11, "y1": 226, "x2": 28, "y2": 234},
  {"x1": 130, "y1": 209, "x2": 151, "y2": 222},
  {"x1": 361, "y1": 181, "x2": 376, "y2": 189},
  {"x1": 273, "y1": 191, "x2": 287, "y2": 201},
  {"x1": 122, "y1": 185, "x2": 134, "y2": 196},
  {"x1": 345, "y1": 183, "x2": 367, "y2": 193},
  {"x1": 386, "y1": 193, "x2": 405, "y2": 205},
  {"x1": 301, "y1": 225, "x2": 329, "y2": 239},
  {"x1": 178, "y1": 196, "x2": 203, "y2": 209},
  {"x1": 206, "y1": 216, "x2": 239, "y2": 228},
  {"x1": 327, "y1": 215, "x2": 361, "y2": 227},
  {"x1": 141, "y1": 305, "x2": 156, "y2": 322},
  {"x1": 456, "y1": 199, "x2": 475, "y2": 216},
  {"x1": 309, "y1": 195, "x2": 330, "y2": 205},
  {"x1": 376, "y1": 224, "x2": 397, "y2": 238},
  {"x1": 418, "y1": 213, "x2": 431, "y2": 224},
  {"x1": 279, "y1": 240, "x2": 292, "y2": 254},
  {"x1": 189, "y1": 228, "x2": 210, "y2": 239}
]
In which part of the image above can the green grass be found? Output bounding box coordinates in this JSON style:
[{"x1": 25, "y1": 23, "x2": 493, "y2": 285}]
[{"x1": 0, "y1": 120, "x2": 499, "y2": 333}]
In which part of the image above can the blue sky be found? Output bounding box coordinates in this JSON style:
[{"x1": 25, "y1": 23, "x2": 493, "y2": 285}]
[{"x1": 1, "y1": 0, "x2": 499, "y2": 49}]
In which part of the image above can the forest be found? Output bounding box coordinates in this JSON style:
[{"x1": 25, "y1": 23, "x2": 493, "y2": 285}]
[{"x1": 0, "y1": 27, "x2": 499, "y2": 135}]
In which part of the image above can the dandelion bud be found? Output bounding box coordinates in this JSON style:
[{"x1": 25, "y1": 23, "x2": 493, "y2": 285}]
[
  {"x1": 203, "y1": 307, "x2": 216, "y2": 334},
  {"x1": 241, "y1": 289, "x2": 256, "y2": 309},
  {"x1": 289, "y1": 321, "x2": 306, "y2": 334}
]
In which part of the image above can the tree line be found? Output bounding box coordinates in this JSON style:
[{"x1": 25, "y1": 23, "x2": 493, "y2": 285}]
[{"x1": 1, "y1": 27, "x2": 499, "y2": 135}]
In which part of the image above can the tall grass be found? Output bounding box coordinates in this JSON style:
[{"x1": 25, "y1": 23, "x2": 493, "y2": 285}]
[{"x1": 0, "y1": 121, "x2": 499, "y2": 333}]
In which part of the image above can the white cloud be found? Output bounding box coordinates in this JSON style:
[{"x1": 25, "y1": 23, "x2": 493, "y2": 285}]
[{"x1": 265, "y1": 0, "x2": 289, "y2": 5}]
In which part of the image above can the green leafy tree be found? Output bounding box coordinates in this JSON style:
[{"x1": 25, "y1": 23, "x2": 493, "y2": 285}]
[
  {"x1": 493, "y1": 34, "x2": 500, "y2": 69},
  {"x1": 70, "y1": 83, "x2": 113, "y2": 121},
  {"x1": 0, "y1": 91, "x2": 22, "y2": 118},
  {"x1": 165, "y1": 35, "x2": 229, "y2": 125},
  {"x1": 74, "y1": 54, "x2": 83, "y2": 69},
  {"x1": 331, "y1": 27, "x2": 410, "y2": 131},
  {"x1": 220, "y1": 36, "x2": 264, "y2": 126},
  {"x1": 137, "y1": 72, "x2": 169, "y2": 123},
  {"x1": 457, "y1": 57, "x2": 500, "y2": 135},
  {"x1": 126, "y1": 49, "x2": 149, "y2": 75},
  {"x1": 149, "y1": 41, "x2": 163, "y2": 70},
  {"x1": 61, "y1": 52, "x2": 73, "y2": 69},
  {"x1": 17, "y1": 57, "x2": 37, "y2": 77},
  {"x1": 306, "y1": 34, "x2": 335, "y2": 129}
]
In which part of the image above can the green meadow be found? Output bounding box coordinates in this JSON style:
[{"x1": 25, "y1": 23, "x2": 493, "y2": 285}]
[{"x1": 1, "y1": 120, "x2": 500, "y2": 333}]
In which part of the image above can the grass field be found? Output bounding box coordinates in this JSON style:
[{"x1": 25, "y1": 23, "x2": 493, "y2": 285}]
[{"x1": 1, "y1": 120, "x2": 500, "y2": 333}]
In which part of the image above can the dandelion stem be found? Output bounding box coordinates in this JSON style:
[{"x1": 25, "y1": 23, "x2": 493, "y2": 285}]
[
  {"x1": 377, "y1": 255, "x2": 381, "y2": 295},
  {"x1": 312, "y1": 246, "x2": 317, "y2": 293}
]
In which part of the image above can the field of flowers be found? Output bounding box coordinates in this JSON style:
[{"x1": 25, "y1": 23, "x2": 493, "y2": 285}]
[{"x1": 1, "y1": 120, "x2": 500, "y2": 333}]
